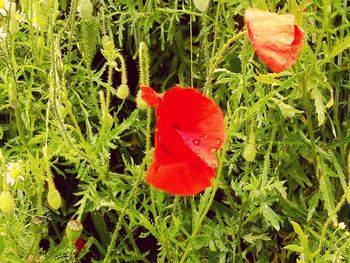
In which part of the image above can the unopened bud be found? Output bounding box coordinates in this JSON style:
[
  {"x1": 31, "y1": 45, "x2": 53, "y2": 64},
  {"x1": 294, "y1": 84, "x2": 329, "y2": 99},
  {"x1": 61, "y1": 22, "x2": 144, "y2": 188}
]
[
  {"x1": 66, "y1": 220, "x2": 83, "y2": 243},
  {"x1": 243, "y1": 128, "x2": 256, "y2": 162},
  {"x1": 47, "y1": 181, "x2": 61, "y2": 210},
  {"x1": 116, "y1": 84, "x2": 129, "y2": 100},
  {"x1": 136, "y1": 89, "x2": 148, "y2": 110},
  {"x1": 31, "y1": 216, "x2": 46, "y2": 234}
]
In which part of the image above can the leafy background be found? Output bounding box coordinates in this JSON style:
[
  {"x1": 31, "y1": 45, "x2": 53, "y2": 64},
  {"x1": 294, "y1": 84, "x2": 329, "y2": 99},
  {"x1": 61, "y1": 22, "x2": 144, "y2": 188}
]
[{"x1": 0, "y1": 0, "x2": 349, "y2": 262}]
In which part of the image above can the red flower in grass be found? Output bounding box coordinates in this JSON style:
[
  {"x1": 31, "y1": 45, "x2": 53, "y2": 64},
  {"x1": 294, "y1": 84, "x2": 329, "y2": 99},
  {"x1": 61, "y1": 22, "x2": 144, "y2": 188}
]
[
  {"x1": 141, "y1": 86, "x2": 226, "y2": 195},
  {"x1": 245, "y1": 8, "x2": 304, "y2": 73}
]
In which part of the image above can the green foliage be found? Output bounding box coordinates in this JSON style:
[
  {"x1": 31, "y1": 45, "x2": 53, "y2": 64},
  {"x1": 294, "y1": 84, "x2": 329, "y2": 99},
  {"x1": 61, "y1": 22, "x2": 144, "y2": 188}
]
[{"x1": 0, "y1": 0, "x2": 349, "y2": 262}]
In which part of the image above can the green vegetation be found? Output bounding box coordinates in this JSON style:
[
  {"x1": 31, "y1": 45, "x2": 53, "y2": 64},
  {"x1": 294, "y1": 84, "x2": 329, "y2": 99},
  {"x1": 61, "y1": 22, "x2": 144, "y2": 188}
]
[{"x1": 0, "y1": 0, "x2": 349, "y2": 262}]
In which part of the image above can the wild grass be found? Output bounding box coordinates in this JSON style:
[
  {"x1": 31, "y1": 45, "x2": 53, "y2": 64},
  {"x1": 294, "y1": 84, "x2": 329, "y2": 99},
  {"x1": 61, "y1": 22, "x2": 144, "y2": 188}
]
[{"x1": 0, "y1": 0, "x2": 349, "y2": 262}]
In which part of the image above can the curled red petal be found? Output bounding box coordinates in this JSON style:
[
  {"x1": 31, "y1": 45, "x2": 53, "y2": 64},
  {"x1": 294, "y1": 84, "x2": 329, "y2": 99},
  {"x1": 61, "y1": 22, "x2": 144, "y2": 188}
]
[
  {"x1": 146, "y1": 86, "x2": 226, "y2": 195},
  {"x1": 245, "y1": 8, "x2": 304, "y2": 73},
  {"x1": 141, "y1": 85, "x2": 162, "y2": 107}
]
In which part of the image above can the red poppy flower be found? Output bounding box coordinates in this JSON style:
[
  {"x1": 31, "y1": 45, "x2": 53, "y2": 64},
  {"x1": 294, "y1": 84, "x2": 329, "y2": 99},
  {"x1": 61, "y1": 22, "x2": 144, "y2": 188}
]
[
  {"x1": 141, "y1": 86, "x2": 226, "y2": 195},
  {"x1": 245, "y1": 8, "x2": 304, "y2": 73},
  {"x1": 75, "y1": 238, "x2": 85, "y2": 253}
]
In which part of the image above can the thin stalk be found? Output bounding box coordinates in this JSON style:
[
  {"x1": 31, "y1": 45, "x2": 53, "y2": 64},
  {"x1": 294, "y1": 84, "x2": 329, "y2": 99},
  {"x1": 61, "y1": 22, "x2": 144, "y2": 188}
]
[
  {"x1": 179, "y1": 113, "x2": 237, "y2": 262},
  {"x1": 236, "y1": 201, "x2": 245, "y2": 263},
  {"x1": 190, "y1": 1, "x2": 193, "y2": 88},
  {"x1": 103, "y1": 109, "x2": 152, "y2": 262},
  {"x1": 204, "y1": 31, "x2": 246, "y2": 95},
  {"x1": 313, "y1": 184, "x2": 350, "y2": 259},
  {"x1": 301, "y1": 76, "x2": 316, "y2": 158}
]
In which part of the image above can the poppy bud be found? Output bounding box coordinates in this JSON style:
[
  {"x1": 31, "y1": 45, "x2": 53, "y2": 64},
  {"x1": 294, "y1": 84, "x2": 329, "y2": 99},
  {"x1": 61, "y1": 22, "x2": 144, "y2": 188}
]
[
  {"x1": 66, "y1": 220, "x2": 83, "y2": 244},
  {"x1": 47, "y1": 181, "x2": 61, "y2": 210},
  {"x1": 243, "y1": 129, "x2": 256, "y2": 162},
  {"x1": 193, "y1": 0, "x2": 211, "y2": 13},
  {"x1": 136, "y1": 89, "x2": 148, "y2": 110},
  {"x1": 116, "y1": 84, "x2": 129, "y2": 100},
  {"x1": 31, "y1": 216, "x2": 46, "y2": 234},
  {"x1": 0, "y1": 191, "x2": 15, "y2": 214}
]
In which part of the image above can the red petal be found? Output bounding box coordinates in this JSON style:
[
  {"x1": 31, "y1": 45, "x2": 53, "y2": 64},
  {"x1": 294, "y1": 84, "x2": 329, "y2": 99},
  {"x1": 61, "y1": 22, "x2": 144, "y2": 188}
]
[
  {"x1": 147, "y1": 124, "x2": 215, "y2": 195},
  {"x1": 141, "y1": 85, "x2": 162, "y2": 107},
  {"x1": 145, "y1": 86, "x2": 226, "y2": 195},
  {"x1": 158, "y1": 87, "x2": 225, "y2": 167},
  {"x1": 245, "y1": 8, "x2": 304, "y2": 73}
]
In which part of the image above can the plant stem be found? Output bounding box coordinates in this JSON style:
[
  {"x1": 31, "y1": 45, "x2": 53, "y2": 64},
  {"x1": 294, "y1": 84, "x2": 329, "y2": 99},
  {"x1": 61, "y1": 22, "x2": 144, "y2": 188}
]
[
  {"x1": 204, "y1": 31, "x2": 246, "y2": 95},
  {"x1": 314, "y1": 184, "x2": 350, "y2": 259}
]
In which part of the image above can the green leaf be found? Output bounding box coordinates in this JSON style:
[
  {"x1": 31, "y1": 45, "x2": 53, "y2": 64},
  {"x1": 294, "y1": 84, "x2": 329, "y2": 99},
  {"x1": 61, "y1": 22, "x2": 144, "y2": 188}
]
[
  {"x1": 77, "y1": 17, "x2": 100, "y2": 67},
  {"x1": 310, "y1": 86, "x2": 326, "y2": 126},
  {"x1": 284, "y1": 244, "x2": 304, "y2": 254},
  {"x1": 290, "y1": 221, "x2": 308, "y2": 251},
  {"x1": 91, "y1": 211, "x2": 110, "y2": 248},
  {"x1": 242, "y1": 233, "x2": 271, "y2": 244},
  {"x1": 0, "y1": 236, "x2": 4, "y2": 254},
  {"x1": 307, "y1": 191, "x2": 321, "y2": 222},
  {"x1": 322, "y1": 34, "x2": 350, "y2": 65},
  {"x1": 318, "y1": 159, "x2": 336, "y2": 220},
  {"x1": 261, "y1": 205, "x2": 280, "y2": 231}
]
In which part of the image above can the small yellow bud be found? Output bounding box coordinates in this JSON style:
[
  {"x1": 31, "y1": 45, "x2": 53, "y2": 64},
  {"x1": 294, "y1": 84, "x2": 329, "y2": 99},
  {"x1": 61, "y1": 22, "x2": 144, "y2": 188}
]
[
  {"x1": 136, "y1": 89, "x2": 148, "y2": 110},
  {"x1": 47, "y1": 181, "x2": 61, "y2": 210},
  {"x1": 116, "y1": 84, "x2": 129, "y2": 100},
  {"x1": 0, "y1": 191, "x2": 15, "y2": 214}
]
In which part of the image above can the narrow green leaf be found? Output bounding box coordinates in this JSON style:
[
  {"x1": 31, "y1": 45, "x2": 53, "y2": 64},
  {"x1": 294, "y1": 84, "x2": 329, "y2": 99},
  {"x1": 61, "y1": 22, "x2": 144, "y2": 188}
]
[
  {"x1": 262, "y1": 205, "x2": 280, "y2": 231},
  {"x1": 284, "y1": 244, "x2": 304, "y2": 253}
]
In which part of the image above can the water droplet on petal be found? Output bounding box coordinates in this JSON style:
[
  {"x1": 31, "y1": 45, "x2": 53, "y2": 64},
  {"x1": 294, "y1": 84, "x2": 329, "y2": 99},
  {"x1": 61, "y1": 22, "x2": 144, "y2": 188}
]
[
  {"x1": 215, "y1": 139, "x2": 221, "y2": 145},
  {"x1": 210, "y1": 147, "x2": 217, "y2": 153},
  {"x1": 193, "y1": 139, "x2": 200, "y2": 146},
  {"x1": 203, "y1": 134, "x2": 209, "y2": 139},
  {"x1": 195, "y1": 150, "x2": 200, "y2": 154},
  {"x1": 211, "y1": 164, "x2": 217, "y2": 168}
]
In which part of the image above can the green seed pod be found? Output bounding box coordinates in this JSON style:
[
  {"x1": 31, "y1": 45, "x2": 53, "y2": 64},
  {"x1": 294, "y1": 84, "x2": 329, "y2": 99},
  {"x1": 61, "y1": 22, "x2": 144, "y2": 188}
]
[
  {"x1": 31, "y1": 216, "x2": 46, "y2": 234},
  {"x1": 66, "y1": 220, "x2": 83, "y2": 243},
  {"x1": 136, "y1": 89, "x2": 148, "y2": 110},
  {"x1": 116, "y1": 84, "x2": 129, "y2": 100},
  {"x1": 47, "y1": 181, "x2": 61, "y2": 210},
  {"x1": 0, "y1": 191, "x2": 15, "y2": 214}
]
